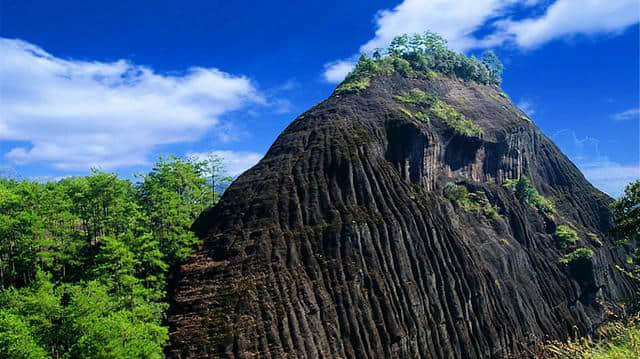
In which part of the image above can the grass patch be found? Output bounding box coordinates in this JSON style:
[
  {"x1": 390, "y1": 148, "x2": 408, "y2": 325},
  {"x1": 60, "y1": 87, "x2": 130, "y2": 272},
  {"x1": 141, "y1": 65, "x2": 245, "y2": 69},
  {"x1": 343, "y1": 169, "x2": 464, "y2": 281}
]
[
  {"x1": 431, "y1": 99, "x2": 483, "y2": 137},
  {"x1": 520, "y1": 115, "x2": 532, "y2": 123},
  {"x1": 393, "y1": 88, "x2": 437, "y2": 106},
  {"x1": 588, "y1": 233, "x2": 603, "y2": 247},
  {"x1": 335, "y1": 77, "x2": 370, "y2": 94},
  {"x1": 415, "y1": 112, "x2": 429, "y2": 123},
  {"x1": 398, "y1": 107, "x2": 413, "y2": 118},
  {"x1": 543, "y1": 315, "x2": 640, "y2": 358}
]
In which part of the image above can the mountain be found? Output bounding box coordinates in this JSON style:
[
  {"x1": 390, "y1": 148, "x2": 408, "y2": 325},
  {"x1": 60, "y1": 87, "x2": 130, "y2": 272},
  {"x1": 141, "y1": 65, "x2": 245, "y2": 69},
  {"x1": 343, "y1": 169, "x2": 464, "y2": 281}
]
[{"x1": 166, "y1": 46, "x2": 636, "y2": 358}]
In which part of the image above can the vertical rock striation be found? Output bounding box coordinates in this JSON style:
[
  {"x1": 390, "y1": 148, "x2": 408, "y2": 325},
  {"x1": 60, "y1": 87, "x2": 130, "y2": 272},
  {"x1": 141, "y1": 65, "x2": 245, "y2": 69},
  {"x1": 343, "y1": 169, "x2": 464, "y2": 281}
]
[{"x1": 166, "y1": 73, "x2": 636, "y2": 358}]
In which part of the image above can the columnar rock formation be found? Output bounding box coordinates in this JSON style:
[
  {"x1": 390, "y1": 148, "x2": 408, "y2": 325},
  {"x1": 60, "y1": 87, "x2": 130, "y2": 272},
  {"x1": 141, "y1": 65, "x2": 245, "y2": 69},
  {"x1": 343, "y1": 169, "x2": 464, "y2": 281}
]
[{"x1": 166, "y1": 71, "x2": 635, "y2": 358}]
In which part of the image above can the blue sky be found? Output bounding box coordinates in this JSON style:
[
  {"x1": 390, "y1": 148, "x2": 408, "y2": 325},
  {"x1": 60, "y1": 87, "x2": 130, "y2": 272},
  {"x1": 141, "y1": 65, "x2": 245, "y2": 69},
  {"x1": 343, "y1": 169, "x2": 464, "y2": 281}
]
[{"x1": 1, "y1": 0, "x2": 639, "y2": 196}]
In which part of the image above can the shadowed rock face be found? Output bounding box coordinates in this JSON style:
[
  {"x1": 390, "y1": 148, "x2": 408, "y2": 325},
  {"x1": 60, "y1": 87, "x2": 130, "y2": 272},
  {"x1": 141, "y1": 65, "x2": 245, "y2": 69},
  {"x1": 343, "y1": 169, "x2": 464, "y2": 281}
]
[{"x1": 166, "y1": 73, "x2": 636, "y2": 358}]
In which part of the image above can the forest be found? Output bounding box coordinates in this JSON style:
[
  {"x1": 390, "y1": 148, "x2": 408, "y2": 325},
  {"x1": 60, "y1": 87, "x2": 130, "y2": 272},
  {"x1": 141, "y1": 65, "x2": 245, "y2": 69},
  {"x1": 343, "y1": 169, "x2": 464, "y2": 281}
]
[{"x1": 0, "y1": 155, "x2": 229, "y2": 358}]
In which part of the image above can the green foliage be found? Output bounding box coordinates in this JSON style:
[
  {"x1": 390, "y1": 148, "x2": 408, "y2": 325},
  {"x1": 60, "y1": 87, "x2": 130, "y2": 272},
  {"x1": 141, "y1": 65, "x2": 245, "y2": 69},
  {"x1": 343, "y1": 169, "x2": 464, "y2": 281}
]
[
  {"x1": 503, "y1": 177, "x2": 555, "y2": 215},
  {"x1": 415, "y1": 111, "x2": 430, "y2": 123},
  {"x1": 555, "y1": 225, "x2": 580, "y2": 247},
  {"x1": 335, "y1": 77, "x2": 370, "y2": 94},
  {"x1": 588, "y1": 233, "x2": 603, "y2": 247},
  {"x1": 398, "y1": 107, "x2": 413, "y2": 118},
  {"x1": 335, "y1": 31, "x2": 504, "y2": 94},
  {"x1": 543, "y1": 315, "x2": 640, "y2": 358},
  {"x1": 610, "y1": 180, "x2": 640, "y2": 281},
  {"x1": 431, "y1": 99, "x2": 483, "y2": 137},
  {"x1": 393, "y1": 88, "x2": 437, "y2": 106},
  {"x1": 520, "y1": 115, "x2": 532, "y2": 123},
  {"x1": 611, "y1": 180, "x2": 640, "y2": 244},
  {"x1": 559, "y1": 247, "x2": 594, "y2": 265},
  {"x1": 484, "y1": 203, "x2": 499, "y2": 219},
  {"x1": 0, "y1": 155, "x2": 224, "y2": 357},
  {"x1": 443, "y1": 182, "x2": 478, "y2": 211}
]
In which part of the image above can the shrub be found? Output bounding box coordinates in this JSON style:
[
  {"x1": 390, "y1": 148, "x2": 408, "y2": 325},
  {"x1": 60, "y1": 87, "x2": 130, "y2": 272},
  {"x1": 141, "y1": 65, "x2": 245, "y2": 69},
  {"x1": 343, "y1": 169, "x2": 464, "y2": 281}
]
[
  {"x1": 444, "y1": 182, "x2": 468, "y2": 202},
  {"x1": 503, "y1": 177, "x2": 555, "y2": 214},
  {"x1": 555, "y1": 225, "x2": 579, "y2": 247},
  {"x1": 484, "y1": 203, "x2": 498, "y2": 219},
  {"x1": 431, "y1": 99, "x2": 483, "y2": 137},
  {"x1": 443, "y1": 182, "x2": 479, "y2": 211},
  {"x1": 559, "y1": 247, "x2": 594, "y2": 265}
]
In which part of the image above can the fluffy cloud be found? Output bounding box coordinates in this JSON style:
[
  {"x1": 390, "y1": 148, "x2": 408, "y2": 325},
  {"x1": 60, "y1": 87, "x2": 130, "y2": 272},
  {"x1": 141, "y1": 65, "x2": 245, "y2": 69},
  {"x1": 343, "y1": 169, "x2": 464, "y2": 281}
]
[
  {"x1": 500, "y1": 0, "x2": 640, "y2": 48},
  {"x1": 360, "y1": 0, "x2": 518, "y2": 54},
  {"x1": 611, "y1": 108, "x2": 640, "y2": 121},
  {"x1": 0, "y1": 38, "x2": 264, "y2": 170},
  {"x1": 323, "y1": 59, "x2": 358, "y2": 84},
  {"x1": 552, "y1": 129, "x2": 639, "y2": 197},
  {"x1": 188, "y1": 150, "x2": 263, "y2": 177},
  {"x1": 323, "y1": 0, "x2": 640, "y2": 82}
]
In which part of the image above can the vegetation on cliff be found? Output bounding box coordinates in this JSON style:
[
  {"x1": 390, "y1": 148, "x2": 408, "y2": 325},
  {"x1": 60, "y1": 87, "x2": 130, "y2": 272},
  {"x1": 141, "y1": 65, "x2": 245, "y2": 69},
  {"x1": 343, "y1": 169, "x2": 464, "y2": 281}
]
[
  {"x1": 336, "y1": 31, "x2": 503, "y2": 95},
  {"x1": 542, "y1": 179, "x2": 640, "y2": 358},
  {"x1": 504, "y1": 176, "x2": 555, "y2": 214},
  {"x1": 0, "y1": 155, "x2": 227, "y2": 358}
]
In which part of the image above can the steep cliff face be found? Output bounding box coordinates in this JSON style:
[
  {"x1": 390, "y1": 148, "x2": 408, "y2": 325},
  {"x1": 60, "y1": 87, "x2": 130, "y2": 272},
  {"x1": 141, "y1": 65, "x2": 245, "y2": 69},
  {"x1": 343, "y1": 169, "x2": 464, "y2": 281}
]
[{"x1": 166, "y1": 72, "x2": 636, "y2": 358}]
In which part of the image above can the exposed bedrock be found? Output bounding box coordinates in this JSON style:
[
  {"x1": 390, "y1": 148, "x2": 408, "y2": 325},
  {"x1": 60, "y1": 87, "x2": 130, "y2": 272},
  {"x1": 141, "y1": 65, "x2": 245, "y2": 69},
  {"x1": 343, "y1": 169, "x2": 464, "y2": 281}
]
[{"x1": 167, "y1": 73, "x2": 636, "y2": 358}]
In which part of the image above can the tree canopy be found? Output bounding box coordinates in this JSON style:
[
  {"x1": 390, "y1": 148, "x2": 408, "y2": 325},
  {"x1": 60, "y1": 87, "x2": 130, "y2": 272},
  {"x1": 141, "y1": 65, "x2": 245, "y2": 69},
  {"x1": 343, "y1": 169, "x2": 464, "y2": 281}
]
[
  {"x1": 0, "y1": 155, "x2": 228, "y2": 358},
  {"x1": 337, "y1": 31, "x2": 504, "y2": 94}
]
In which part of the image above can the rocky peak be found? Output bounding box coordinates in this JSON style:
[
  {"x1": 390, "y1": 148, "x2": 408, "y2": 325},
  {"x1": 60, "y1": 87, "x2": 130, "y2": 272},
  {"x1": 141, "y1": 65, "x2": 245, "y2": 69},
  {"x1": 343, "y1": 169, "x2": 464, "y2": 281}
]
[{"x1": 167, "y1": 35, "x2": 636, "y2": 358}]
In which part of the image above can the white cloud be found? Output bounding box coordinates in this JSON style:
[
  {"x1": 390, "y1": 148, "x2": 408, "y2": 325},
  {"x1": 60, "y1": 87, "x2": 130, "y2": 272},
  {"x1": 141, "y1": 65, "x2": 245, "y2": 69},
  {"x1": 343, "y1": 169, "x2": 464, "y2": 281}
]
[
  {"x1": 0, "y1": 38, "x2": 264, "y2": 171},
  {"x1": 360, "y1": 0, "x2": 519, "y2": 54},
  {"x1": 322, "y1": 0, "x2": 640, "y2": 82},
  {"x1": 188, "y1": 150, "x2": 263, "y2": 177},
  {"x1": 500, "y1": 0, "x2": 640, "y2": 48},
  {"x1": 611, "y1": 108, "x2": 640, "y2": 121},
  {"x1": 580, "y1": 160, "x2": 640, "y2": 198},
  {"x1": 552, "y1": 129, "x2": 639, "y2": 197},
  {"x1": 323, "y1": 59, "x2": 357, "y2": 84}
]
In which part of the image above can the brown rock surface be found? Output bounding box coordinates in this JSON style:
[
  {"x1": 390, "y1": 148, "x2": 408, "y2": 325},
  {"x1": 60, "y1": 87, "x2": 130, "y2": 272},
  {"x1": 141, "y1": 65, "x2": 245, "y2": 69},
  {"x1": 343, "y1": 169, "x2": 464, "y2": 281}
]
[{"x1": 166, "y1": 72, "x2": 636, "y2": 358}]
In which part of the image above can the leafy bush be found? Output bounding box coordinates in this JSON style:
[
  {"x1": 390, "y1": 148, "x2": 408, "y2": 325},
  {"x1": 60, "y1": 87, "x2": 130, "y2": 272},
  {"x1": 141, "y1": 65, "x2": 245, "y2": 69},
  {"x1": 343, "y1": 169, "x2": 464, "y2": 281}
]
[
  {"x1": 555, "y1": 225, "x2": 580, "y2": 247},
  {"x1": 559, "y1": 247, "x2": 594, "y2": 265},
  {"x1": 443, "y1": 182, "x2": 478, "y2": 211},
  {"x1": 431, "y1": 99, "x2": 483, "y2": 137},
  {"x1": 484, "y1": 203, "x2": 499, "y2": 219},
  {"x1": 444, "y1": 182, "x2": 468, "y2": 201},
  {"x1": 503, "y1": 177, "x2": 555, "y2": 214}
]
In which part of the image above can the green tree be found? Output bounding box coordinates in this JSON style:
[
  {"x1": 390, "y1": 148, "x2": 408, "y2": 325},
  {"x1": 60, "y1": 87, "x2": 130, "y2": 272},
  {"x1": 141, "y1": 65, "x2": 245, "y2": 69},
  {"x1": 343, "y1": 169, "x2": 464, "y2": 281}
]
[
  {"x1": 481, "y1": 50, "x2": 503, "y2": 84},
  {"x1": 611, "y1": 180, "x2": 640, "y2": 280},
  {"x1": 137, "y1": 156, "x2": 213, "y2": 265}
]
